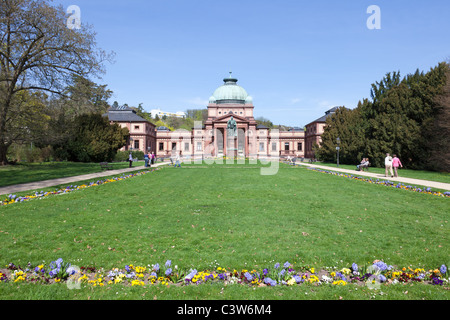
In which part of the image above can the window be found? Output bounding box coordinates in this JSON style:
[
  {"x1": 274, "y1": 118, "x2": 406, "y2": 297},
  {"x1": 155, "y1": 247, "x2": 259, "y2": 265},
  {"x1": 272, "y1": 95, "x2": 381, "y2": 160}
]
[
  {"x1": 159, "y1": 142, "x2": 164, "y2": 151},
  {"x1": 134, "y1": 125, "x2": 140, "y2": 130},
  {"x1": 259, "y1": 142, "x2": 265, "y2": 152},
  {"x1": 285, "y1": 142, "x2": 290, "y2": 151},
  {"x1": 298, "y1": 142, "x2": 302, "y2": 151},
  {"x1": 184, "y1": 142, "x2": 189, "y2": 151},
  {"x1": 134, "y1": 140, "x2": 140, "y2": 149},
  {"x1": 172, "y1": 142, "x2": 177, "y2": 150},
  {"x1": 197, "y1": 142, "x2": 202, "y2": 151},
  {"x1": 272, "y1": 142, "x2": 277, "y2": 152}
]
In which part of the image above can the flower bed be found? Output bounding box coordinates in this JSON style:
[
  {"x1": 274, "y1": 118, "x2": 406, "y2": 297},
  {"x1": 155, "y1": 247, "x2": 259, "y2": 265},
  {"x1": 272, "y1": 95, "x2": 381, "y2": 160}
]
[
  {"x1": 306, "y1": 167, "x2": 450, "y2": 198},
  {"x1": 0, "y1": 168, "x2": 161, "y2": 207},
  {"x1": 1, "y1": 258, "x2": 448, "y2": 289}
]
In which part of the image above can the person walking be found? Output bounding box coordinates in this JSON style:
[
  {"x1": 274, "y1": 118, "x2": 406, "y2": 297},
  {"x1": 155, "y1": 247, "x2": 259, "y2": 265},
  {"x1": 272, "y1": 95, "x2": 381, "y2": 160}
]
[
  {"x1": 129, "y1": 152, "x2": 133, "y2": 168},
  {"x1": 392, "y1": 154, "x2": 403, "y2": 177},
  {"x1": 151, "y1": 152, "x2": 156, "y2": 165},
  {"x1": 385, "y1": 153, "x2": 393, "y2": 178},
  {"x1": 144, "y1": 152, "x2": 149, "y2": 167},
  {"x1": 175, "y1": 151, "x2": 181, "y2": 168}
]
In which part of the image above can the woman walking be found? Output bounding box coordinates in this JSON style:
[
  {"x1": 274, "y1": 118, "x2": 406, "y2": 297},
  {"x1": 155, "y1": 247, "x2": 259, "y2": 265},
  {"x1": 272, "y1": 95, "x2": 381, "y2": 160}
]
[{"x1": 392, "y1": 154, "x2": 403, "y2": 177}]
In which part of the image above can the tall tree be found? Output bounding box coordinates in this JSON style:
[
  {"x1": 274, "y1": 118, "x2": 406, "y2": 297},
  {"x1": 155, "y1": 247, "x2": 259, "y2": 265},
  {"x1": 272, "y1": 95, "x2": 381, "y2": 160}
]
[
  {"x1": 315, "y1": 106, "x2": 365, "y2": 164},
  {"x1": 0, "y1": 0, "x2": 114, "y2": 165},
  {"x1": 52, "y1": 113, "x2": 128, "y2": 162},
  {"x1": 425, "y1": 64, "x2": 450, "y2": 172},
  {"x1": 316, "y1": 62, "x2": 449, "y2": 170}
]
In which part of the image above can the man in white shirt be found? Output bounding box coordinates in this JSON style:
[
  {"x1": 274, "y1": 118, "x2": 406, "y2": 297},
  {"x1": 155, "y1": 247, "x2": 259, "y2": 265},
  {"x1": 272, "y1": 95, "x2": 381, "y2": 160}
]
[{"x1": 385, "y1": 153, "x2": 393, "y2": 178}]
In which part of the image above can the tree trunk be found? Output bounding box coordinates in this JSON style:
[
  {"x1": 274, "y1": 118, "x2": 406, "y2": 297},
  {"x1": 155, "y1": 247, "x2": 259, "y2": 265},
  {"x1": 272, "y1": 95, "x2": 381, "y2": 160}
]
[{"x1": 0, "y1": 142, "x2": 9, "y2": 165}]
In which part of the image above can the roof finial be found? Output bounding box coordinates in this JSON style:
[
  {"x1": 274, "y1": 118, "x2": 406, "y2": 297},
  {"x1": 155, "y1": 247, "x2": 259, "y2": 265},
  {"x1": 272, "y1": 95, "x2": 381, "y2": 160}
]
[{"x1": 229, "y1": 71, "x2": 232, "y2": 78}]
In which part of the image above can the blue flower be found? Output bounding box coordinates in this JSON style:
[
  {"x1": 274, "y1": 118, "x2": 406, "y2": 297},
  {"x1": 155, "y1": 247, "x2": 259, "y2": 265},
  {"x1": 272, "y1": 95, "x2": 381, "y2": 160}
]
[
  {"x1": 336, "y1": 272, "x2": 346, "y2": 282},
  {"x1": 153, "y1": 263, "x2": 160, "y2": 272},
  {"x1": 352, "y1": 263, "x2": 358, "y2": 271},
  {"x1": 165, "y1": 260, "x2": 172, "y2": 268},
  {"x1": 374, "y1": 261, "x2": 388, "y2": 271},
  {"x1": 165, "y1": 268, "x2": 172, "y2": 276},
  {"x1": 440, "y1": 265, "x2": 447, "y2": 274},
  {"x1": 274, "y1": 263, "x2": 280, "y2": 269},
  {"x1": 264, "y1": 277, "x2": 277, "y2": 286},
  {"x1": 283, "y1": 261, "x2": 290, "y2": 268},
  {"x1": 244, "y1": 272, "x2": 253, "y2": 281}
]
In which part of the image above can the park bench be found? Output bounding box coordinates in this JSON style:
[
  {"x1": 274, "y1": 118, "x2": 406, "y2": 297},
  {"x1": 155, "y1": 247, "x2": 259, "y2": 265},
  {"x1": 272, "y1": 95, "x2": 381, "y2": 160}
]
[
  {"x1": 360, "y1": 163, "x2": 370, "y2": 171},
  {"x1": 100, "y1": 162, "x2": 113, "y2": 170}
]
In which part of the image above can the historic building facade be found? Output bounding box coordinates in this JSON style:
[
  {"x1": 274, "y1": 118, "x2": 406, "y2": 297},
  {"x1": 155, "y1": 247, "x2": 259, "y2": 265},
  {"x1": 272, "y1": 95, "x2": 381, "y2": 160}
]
[
  {"x1": 304, "y1": 107, "x2": 337, "y2": 159},
  {"x1": 105, "y1": 105, "x2": 157, "y2": 153},
  {"x1": 105, "y1": 74, "x2": 336, "y2": 160},
  {"x1": 155, "y1": 75, "x2": 306, "y2": 159}
]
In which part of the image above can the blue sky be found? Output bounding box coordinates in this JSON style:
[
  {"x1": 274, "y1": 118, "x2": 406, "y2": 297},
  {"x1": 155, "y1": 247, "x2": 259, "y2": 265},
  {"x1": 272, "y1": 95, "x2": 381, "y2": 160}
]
[{"x1": 55, "y1": 0, "x2": 450, "y2": 126}]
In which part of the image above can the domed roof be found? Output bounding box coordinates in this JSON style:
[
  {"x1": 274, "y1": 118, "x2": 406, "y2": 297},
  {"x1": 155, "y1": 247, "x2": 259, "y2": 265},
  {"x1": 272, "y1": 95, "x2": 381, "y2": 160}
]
[{"x1": 211, "y1": 73, "x2": 249, "y2": 104}]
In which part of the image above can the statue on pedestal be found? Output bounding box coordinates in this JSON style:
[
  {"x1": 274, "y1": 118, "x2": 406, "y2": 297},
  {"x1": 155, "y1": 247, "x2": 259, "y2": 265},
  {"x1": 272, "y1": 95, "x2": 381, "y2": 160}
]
[{"x1": 227, "y1": 116, "x2": 237, "y2": 138}]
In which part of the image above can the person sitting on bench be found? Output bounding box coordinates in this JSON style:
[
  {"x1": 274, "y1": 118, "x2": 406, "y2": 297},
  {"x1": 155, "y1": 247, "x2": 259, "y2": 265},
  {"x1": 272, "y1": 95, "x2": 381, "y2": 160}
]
[{"x1": 357, "y1": 158, "x2": 370, "y2": 171}]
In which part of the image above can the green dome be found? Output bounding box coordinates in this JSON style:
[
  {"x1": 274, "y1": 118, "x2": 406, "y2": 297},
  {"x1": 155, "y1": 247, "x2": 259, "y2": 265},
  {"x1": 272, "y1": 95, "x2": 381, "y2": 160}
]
[{"x1": 212, "y1": 75, "x2": 249, "y2": 104}]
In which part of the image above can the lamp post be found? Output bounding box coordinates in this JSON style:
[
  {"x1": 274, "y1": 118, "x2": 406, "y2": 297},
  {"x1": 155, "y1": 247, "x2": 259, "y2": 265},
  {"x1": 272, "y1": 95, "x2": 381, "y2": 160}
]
[{"x1": 336, "y1": 137, "x2": 340, "y2": 167}]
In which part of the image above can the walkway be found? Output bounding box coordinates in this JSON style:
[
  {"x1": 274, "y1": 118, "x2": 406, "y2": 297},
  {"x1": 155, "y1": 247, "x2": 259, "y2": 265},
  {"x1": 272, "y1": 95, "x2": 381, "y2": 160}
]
[
  {"x1": 297, "y1": 162, "x2": 450, "y2": 191},
  {"x1": 0, "y1": 162, "x2": 170, "y2": 195},
  {"x1": 1, "y1": 160, "x2": 448, "y2": 195}
]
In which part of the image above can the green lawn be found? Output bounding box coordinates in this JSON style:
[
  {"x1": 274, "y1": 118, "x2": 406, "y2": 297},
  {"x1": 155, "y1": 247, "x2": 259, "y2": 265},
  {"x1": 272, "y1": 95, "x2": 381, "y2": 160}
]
[
  {"x1": 0, "y1": 162, "x2": 448, "y2": 300},
  {"x1": 0, "y1": 161, "x2": 146, "y2": 188}
]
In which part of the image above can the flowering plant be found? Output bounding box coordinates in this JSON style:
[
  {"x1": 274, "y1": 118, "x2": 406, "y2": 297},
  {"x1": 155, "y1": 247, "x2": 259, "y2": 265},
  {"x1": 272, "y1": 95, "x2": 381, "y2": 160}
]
[{"x1": 1, "y1": 259, "x2": 448, "y2": 289}]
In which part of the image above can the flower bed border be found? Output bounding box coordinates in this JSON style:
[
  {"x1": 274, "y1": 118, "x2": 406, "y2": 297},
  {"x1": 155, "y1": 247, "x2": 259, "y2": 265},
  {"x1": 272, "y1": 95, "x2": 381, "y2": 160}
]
[
  {"x1": 1, "y1": 168, "x2": 161, "y2": 207},
  {"x1": 306, "y1": 167, "x2": 450, "y2": 198},
  {"x1": 1, "y1": 259, "x2": 448, "y2": 289}
]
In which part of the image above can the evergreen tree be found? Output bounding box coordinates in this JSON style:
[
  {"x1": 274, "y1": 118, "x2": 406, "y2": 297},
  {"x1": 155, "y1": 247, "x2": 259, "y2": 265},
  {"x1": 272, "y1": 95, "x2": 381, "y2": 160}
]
[
  {"x1": 316, "y1": 62, "x2": 449, "y2": 171},
  {"x1": 52, "y1": 113, "x2": 128, "y2": 162}
]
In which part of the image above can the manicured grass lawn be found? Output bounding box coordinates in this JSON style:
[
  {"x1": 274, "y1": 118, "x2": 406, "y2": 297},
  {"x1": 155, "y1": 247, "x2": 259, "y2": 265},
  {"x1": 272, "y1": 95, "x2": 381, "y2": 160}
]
[
  {"x1": 0, "y1": 161, "x2": 146, "y2": 188},
  {"x1": 0, "y1": 162, "x2": 448, "y2": 300}
]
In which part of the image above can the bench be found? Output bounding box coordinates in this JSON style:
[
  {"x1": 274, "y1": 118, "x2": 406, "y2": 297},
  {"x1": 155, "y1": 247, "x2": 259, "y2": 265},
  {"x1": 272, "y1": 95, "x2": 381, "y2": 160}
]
[
  {"x1": 360, "y1": 163, "x2": 370, "y2": 171},
  {"x1": 100, "y1": 162, "x2": 113, "y2": 170},
  {"x1": 357, "y1": 162, "x2": 370, "y2": 171}
]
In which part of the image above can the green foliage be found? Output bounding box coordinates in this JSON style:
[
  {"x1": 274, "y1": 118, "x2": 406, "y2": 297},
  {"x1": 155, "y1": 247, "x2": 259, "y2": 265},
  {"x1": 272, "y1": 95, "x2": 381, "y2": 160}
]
[
  {"x1": 315, "y1": 107, "x2": 365, "y2": 164},
  {"x1": 0, "y1": 0, "x2": 112, "y2": 165},
  {"x1": 316, "y1": 62, "x2": 450, "y2": 171},
  {"x1": 255, "y1": 116, "x2": 274, "y2": 129},
  {"x1": 53, "y1": 113, "x2": 128, "y2": 162}
]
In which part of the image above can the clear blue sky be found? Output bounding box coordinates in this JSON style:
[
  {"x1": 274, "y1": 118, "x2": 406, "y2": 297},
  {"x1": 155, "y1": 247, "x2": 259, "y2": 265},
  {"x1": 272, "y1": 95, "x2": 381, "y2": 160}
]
[{"x1": 54, "y1": 0, "x2": 450, "y2": 126}]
